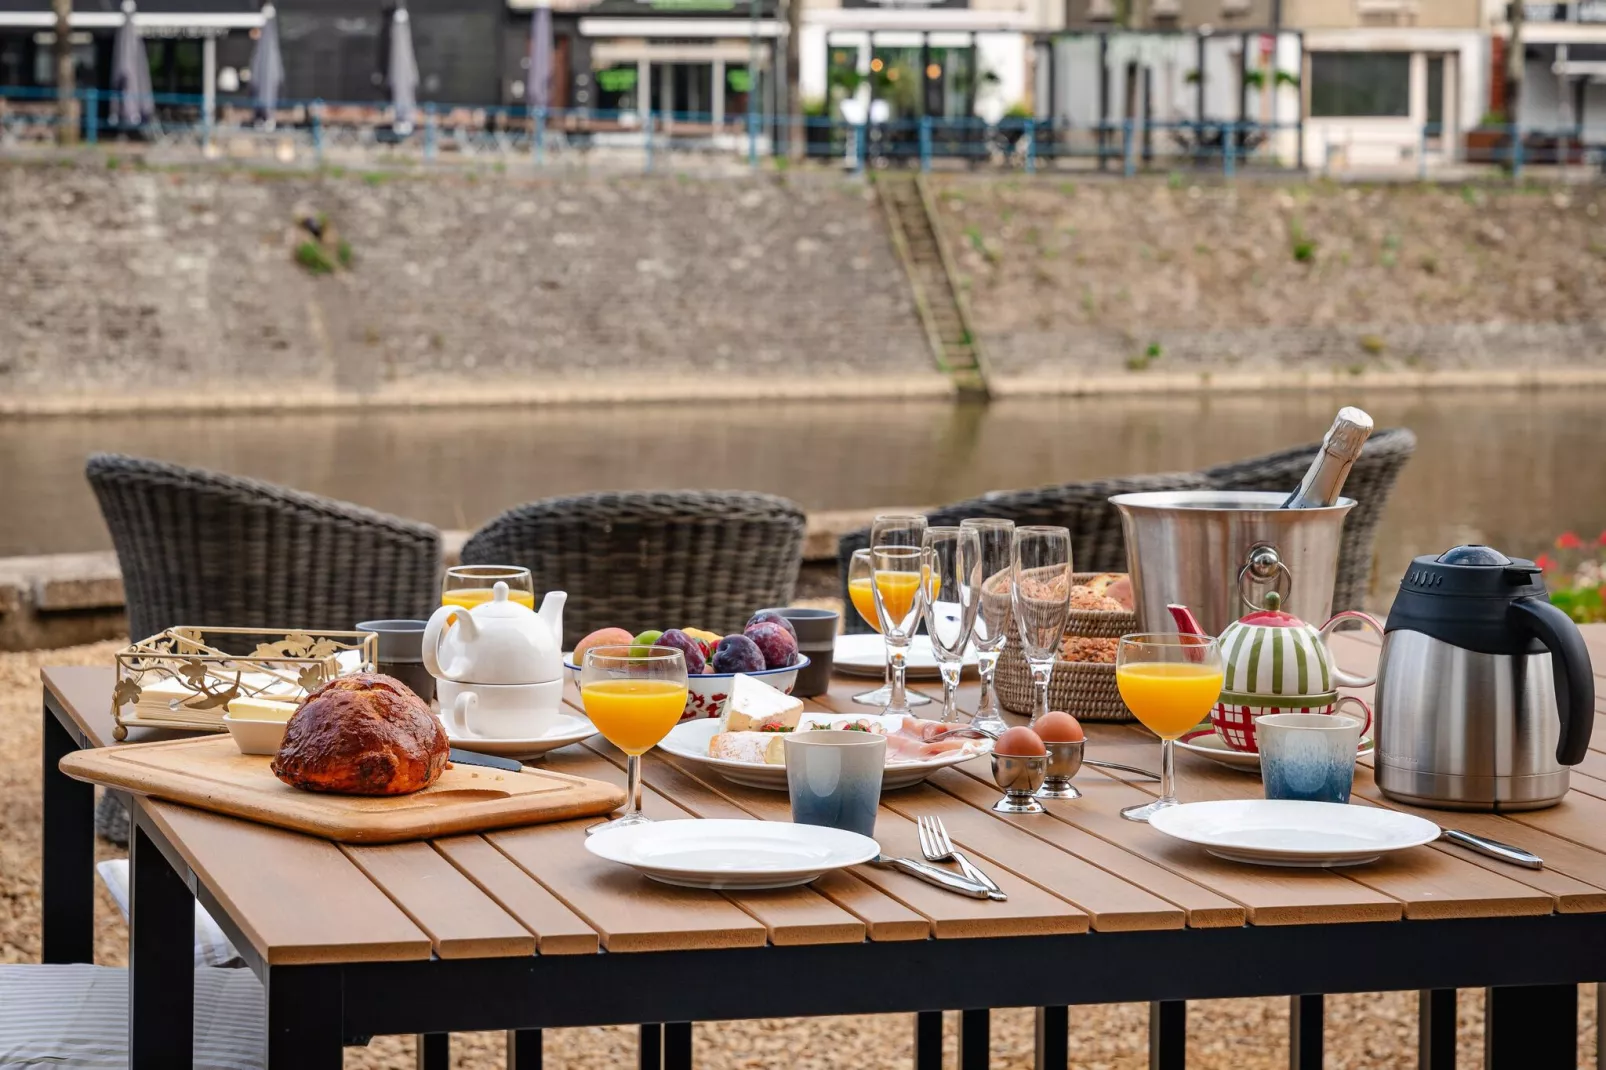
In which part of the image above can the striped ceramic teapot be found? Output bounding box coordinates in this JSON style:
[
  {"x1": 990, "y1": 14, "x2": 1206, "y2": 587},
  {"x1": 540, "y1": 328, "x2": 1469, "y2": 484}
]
[{"x1": 1209, "y1": 592, "x2": 1383, "y2": 753}]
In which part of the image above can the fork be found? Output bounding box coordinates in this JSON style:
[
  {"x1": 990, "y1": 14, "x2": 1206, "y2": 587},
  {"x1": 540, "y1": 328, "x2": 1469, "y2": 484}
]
[{"x1": 917, "y1": 816, "x2": 1007, "y2": 901}]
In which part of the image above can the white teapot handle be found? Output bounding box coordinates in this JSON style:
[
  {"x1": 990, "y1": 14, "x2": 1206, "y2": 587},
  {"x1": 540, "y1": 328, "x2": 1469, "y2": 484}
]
[
  {"x1": 422, "y1": 603, "x2": 472, "y2": 681},
  {"x1": 1318, "y1": 610, "x2": 1386, "y2": 688}
]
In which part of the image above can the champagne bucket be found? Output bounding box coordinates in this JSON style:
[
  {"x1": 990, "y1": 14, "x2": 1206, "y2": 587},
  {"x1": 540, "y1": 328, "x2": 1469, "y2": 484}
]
[{"x1": 1110, "y1": 491, "x2": 1356, "y2": 637}]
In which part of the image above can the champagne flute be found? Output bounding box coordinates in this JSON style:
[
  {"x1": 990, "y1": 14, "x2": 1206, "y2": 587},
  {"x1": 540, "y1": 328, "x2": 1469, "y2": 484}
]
[
  {"x1": 1011, "y1": 526, "x2": 1072, "y2": 725},
  {"x1": 922, "y1": 527, "x2": 981, "y2": 724},
  {"x1": 1115, "y1": 633, "x2": 1223, "y2": 822},
  {"x1": 870, "y1": 545, "x2": 929, "y2": 717},
  {"x1": 847, "y1": 515, "x2": 932, "y2": 708},
  {"x1": 580, "y1": 646, "x2": 689, "y2": 835},
  {"x1": 961, "y1": 517, "x2": 1015, "y2": 734}
]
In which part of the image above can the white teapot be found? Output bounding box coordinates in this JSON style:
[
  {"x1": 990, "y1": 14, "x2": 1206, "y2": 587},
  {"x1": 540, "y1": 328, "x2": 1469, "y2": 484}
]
[{"x1": 422, "y1": 582, "x2": 567, "y2": 739}]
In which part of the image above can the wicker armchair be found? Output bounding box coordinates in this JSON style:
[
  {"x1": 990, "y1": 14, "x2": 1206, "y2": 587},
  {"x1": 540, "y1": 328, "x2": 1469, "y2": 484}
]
[
  {"x1": 836, "y1": 472, "x2": 1211, "y2": 634},
  {"x1": 1201, "y1": 427, "x2": 1417, "y2": 612},
  {"x1": 461, "y1": 491, "x2": 808, "y2": 649}
]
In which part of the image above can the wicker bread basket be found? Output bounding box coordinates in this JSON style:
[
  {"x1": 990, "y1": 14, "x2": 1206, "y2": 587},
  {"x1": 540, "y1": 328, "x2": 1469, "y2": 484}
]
[{"x1": 994, "y1": 572, "x2": 1137, "y2": 722}]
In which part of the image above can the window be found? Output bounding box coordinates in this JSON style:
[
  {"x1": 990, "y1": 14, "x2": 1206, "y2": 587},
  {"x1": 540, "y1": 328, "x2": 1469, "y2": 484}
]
[{"x1": 1309, "y1": 51, "x2": 1410, "y2": 117}]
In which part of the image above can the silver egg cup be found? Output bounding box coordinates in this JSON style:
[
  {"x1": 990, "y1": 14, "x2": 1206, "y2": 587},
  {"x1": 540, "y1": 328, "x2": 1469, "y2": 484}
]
[
  {"x1": 991, "y1": 752, "x2": 1048, "y2": 814},
  {"x1": 1036, "y1": 738, "x2": 1084, "y2": 800}
]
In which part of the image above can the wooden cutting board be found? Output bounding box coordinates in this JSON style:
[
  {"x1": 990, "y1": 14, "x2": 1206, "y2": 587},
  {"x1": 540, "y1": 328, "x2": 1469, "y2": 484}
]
[{"x1": 60, "y1": 736, "x2": 626, "y2": 844}]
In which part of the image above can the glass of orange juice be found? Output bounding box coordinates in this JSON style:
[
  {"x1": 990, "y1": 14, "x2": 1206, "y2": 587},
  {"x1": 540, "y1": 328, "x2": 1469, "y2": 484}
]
[
  {"x1": 847, "y1": 549, "x2": 932, "y2": 708},
  {"x1": 1115, "y1": 632, "x2": 1223, "y2": 822},
  {"x1": 580, "y1": 645, "x2": 688, "y2": 835},
  {"x1": 443, "y1": 565, "x2": 535, "y2": 620}
]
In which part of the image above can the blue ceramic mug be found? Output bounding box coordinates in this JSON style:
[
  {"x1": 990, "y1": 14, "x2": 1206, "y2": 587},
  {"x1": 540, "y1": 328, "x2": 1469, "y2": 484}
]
[
  {"x1": 1257, "y1": 713, "x2": 1364, "y2": 804},
  {"x1": 784, "y1": 730, "x2": 885, "y2": 838}
]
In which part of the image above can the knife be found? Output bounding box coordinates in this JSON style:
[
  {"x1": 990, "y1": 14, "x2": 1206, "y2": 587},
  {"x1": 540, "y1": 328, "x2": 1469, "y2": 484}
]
[
  {"x1": 449, "y1": 748, "x2": 525, "y2": 773},
  {"x1": 871, "y1": 855, "x2": 994, "y2": 898},
  {"x1": 1440, "y1": 828, "x2": 1543, "y2": 869}
]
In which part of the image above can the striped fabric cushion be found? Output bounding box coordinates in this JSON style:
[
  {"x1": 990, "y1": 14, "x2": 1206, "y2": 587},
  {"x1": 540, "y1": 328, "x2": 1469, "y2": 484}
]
[
  {"x1": 97, "y1": 860, "x2": 244, "y2": 969},
  {"x1": 0, "y1": 964, "x2": 263, "y2": 1069}
]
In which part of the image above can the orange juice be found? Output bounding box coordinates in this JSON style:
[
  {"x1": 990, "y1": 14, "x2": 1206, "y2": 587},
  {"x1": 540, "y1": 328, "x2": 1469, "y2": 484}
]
[
  {"x1": 848, "y1": 572, "x2": 939, "y2": 632},
  {"x1": 581, "y1": 679, "x2": 688, "y2": 756},
  {"x1": 443, "y1": 588, "x2": 536, "y2": 612},
  {"x1": 1116, "y1": 662, "x2": 1224, "y2": 740}
]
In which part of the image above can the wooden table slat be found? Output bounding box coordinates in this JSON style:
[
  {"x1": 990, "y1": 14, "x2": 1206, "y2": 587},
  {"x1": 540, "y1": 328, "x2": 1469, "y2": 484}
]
[
  {"x1": 433, "y1": 835, "x2": 602, "y2": 955},
  {"x1": 342, "y1": 841, "x2": 536, "y2": 959}
]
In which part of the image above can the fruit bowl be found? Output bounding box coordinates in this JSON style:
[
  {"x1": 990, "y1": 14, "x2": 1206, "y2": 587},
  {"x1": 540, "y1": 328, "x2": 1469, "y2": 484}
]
[{"x1": 564, "y1": 654, "x2": 810, "y2": 721}]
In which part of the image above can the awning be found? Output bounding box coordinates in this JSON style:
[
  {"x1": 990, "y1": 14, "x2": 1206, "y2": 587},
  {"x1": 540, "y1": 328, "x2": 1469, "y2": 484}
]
[{"x1": 0, "y1": 0, "x2": 264, "y2": 30}]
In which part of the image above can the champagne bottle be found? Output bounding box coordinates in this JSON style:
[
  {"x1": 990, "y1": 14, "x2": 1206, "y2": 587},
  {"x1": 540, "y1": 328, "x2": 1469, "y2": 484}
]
[{"x1": 1280, "y1": 407, "x2": 1374, "y2": 509}]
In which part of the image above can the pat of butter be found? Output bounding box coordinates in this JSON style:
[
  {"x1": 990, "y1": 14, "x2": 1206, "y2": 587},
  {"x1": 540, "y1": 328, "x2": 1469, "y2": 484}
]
[{"x1": 225, "y1": 698, "x2": 299, "y2": 723}]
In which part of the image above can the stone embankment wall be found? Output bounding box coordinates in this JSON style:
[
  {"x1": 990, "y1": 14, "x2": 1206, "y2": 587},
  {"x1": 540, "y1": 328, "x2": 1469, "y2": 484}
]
[
  {"x1": 929, "y1": 176, "x2": 1606, "y2": 387},
  {"x1": 0, "y1": 162, "x2": 942, "y2": 408}
]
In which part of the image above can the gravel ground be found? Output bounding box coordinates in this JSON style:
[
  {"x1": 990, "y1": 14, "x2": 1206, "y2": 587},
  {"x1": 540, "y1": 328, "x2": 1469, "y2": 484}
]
[{"x1": 1, "y1": 642, "x2": 1596, "y2": 1068}]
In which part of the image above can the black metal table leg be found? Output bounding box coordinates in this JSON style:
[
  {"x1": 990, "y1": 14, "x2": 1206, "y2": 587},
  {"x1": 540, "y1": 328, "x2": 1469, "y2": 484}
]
[
  {"x1": 1418, "y1": 989, "x2": 1455, "y2": 1070},
  {"x1": 640, "y1": 1023, "x2": 663, "y2": 1070},
  {"x1": 1149, "y1": 1000, "x2": 1186, "y2": 1070},
  {"x1": 1289, "y1": 994, "x2": 1322, "y2": 1070},
  {"x1": 915, "y1": 1011, "x2": 944, "y2": 1070},
  {"x1": 417, "y1": 1032, "x2": 449, "y2": 1069},
  {"x1": 508, "y1": 1028, "x2": 543, "y2": 1070},
  {"x1": 663, "y1": 1021, "x2": 693, "y2": 1070},
  {"x1": 959, "y1": 1009, "x2": 990, "y2": 1069},
  {"x1": 129, "y1": 820, "x2": 193, "y2": 1070},
  {"x1": 1035, "y1": 1006, "x2": 1068, "y2": 1070},
  {"x1": 266, "y1": 965, "x2": 343, "y2": 1070},
  {"x1": 41, "y1": 700, "x2": 93, "y2": 965},
  {"x1": 1486, "y1": 984, "x2": 1576, "y2": 1070}
]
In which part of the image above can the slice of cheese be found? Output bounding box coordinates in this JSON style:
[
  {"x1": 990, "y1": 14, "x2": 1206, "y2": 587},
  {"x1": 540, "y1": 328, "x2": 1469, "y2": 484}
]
[
  {"x1": 721, "y1": 673, "x2": 804, "y2": 732},
  {"x1": 225, "y1": 698, "x2": 300, "y2": 723},
  {"x1": 709, "y1": 731, "x2": 788, "y2": 765}
]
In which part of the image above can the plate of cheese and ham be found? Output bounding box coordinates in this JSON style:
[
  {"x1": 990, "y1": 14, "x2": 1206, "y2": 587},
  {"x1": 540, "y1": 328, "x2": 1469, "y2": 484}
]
[{"x1": 656, "y1": 674, "x2": 990, "y2": 790}]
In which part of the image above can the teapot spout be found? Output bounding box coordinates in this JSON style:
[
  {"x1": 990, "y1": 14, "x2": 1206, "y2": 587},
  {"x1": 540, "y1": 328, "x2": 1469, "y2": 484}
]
[
  {"x1": 1167, "y1": 604, "x2": 1209, "y2": 638},
  {"x1": 537, "y1": 590, "x2": 567, "y2": 638}
]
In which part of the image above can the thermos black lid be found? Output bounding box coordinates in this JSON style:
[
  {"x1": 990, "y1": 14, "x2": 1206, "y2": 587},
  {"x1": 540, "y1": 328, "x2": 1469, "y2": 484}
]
[{"x1": 1386, "y1": 544, "x2": 1552, "y2": 655}]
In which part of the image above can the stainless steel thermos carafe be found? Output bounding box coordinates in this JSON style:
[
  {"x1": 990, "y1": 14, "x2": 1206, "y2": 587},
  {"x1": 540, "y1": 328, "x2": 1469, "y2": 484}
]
[{"x1": 1374, "y1": 545, "x2": 1595, "y2": 811}]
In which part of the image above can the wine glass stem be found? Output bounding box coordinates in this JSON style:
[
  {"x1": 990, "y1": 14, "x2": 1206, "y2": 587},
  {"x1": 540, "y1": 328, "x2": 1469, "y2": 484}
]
[
  {"x1": 1158, "y1": 739, "x2": 1177, "y2": 806},
  {"x1": 1028, "y1": 659, "x2": 1052, "y2": 724},
  {"x1": 889, "y1": 644, "x2": 909, "y2": 711},
  {"x1": 975, "y1": 650, "x2": 1000, "y2": 720},
  {"x1": 625, "y1": 754, "x2": 643, "y2": 819},
  {"x1": 938, "y1": 663, "x2": 961, "y2": 723}
]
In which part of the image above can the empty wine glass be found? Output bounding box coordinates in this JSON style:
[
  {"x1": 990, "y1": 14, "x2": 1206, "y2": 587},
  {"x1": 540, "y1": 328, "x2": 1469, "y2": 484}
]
[
  {"x1": 961, "y1": 518, "x2": 1015, "y2": 734},
  {"x1": 1011, "y1": 525, "x2": 1073, "y2": 725},
  {"x1": 871, "y1": 545, "x2": 929, "y2": 717},
  {"x1": 922, "y1": 527, "x2": 981, "y2": 724}
]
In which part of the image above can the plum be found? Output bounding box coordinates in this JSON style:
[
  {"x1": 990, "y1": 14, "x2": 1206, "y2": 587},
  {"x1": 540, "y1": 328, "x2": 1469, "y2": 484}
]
[
  {"x1": 745, "y1": 610, "x2": 796, "y2": 640},
  {"x1": 655, "y1": 629, "x2": 707, "y2": 674},
  {"x1": 744, "y1": 621, "x2": 799, "y2": 670},
  {"x1": 711, "y1": 633, "x2": 766, "y2": 674}
]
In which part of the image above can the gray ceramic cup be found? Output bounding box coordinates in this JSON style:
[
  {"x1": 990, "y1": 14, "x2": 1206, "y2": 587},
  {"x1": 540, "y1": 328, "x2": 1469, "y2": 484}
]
[
  {"x1": 784, "y1": 730, "x2": 886, "y2": 838},
  {"x1": 356, "y1": 619, "x2": 435, "y2": 703},
  {"x1": 1257, "y1": 713, "x2": 1364, "y2": 804},
  {"x1": 769, "y1": 607, "x2": 838, "y2": 697}
]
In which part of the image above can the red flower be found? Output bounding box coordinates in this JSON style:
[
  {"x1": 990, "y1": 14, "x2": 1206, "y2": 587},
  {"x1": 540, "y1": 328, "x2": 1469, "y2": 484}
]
[
  {"x1": 1536, "y1": 552, "x2": 1558, "y2": 572},
  {"x1": 1598, "y1": 529, "x2": 1606, "y2": 547},
  {"x1": 1556, "y1": 531, "x2": 1584, "y2": 551}
]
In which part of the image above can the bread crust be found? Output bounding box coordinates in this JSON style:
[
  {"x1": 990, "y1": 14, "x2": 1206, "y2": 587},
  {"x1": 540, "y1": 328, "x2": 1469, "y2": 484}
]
[{"x1": 271, "y1": 673, "x2": 448, "y2": 795}]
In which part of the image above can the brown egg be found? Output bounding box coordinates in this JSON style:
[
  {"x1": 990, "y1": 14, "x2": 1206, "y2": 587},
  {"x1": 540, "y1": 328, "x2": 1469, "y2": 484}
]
[
  {"x1": 994, "y1": 724, "x2": 1047, "y2": 757},
  {"x1": 1035, "y1": 710, "x2": 1085, "y2": 744}
]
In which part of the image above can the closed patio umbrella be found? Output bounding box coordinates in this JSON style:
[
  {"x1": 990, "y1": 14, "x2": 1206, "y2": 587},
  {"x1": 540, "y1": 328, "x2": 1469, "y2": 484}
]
[
  {"x1": 111, "y1": 1, "x2": 154, "y2": 129},
  {"x1": 250, "y1": 2, "x2": 285, "y2": 126},
  {"x1": 388, "y1": 4, "x2": 418, "y2": 134},
  {"x1": 526, "y1": 0, "x2": 552, "y2": 113}
]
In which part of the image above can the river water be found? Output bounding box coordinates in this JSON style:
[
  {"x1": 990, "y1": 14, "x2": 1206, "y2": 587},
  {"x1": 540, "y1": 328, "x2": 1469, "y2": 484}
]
[{"x1": 5, "y1": 390, "x2": 1604, "y2": 605}]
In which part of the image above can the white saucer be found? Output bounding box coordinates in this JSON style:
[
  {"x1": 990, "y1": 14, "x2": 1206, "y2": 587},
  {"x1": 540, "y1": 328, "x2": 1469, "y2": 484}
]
[
  {"x1": 1176, "y1": 727, "x2": 1373, "y2": 775},
  {"x1": 584, "y1": 818, "x2": 879, "y2": 890},
  {"x1": 833, "y1": 634, "x2": 979, "y2": 680},
  {"x1": 1148, "y1": 799, "x2": 1440, "y2": 868},
  {"x1": 438, "y1": 711, "x2": 597, "y2": 761}
]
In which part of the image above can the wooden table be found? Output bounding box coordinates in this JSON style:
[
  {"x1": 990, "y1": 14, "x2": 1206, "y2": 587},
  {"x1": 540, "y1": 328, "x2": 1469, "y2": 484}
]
[{"x1": 38, "y1": 625, "x2": 1606, "y2": 1070}]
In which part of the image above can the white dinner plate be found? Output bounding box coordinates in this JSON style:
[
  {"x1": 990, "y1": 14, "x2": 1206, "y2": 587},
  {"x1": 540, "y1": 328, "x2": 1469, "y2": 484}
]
[
  {"x1": 584, "y1": 819, "x2": 880, "y2": 890},
  {"x1": 1175, "y1": 727, "x2": 1374, "y2": 776},
  {"x1": 657, "y1": 717, "x2": 991, "y2": 792},
  {"x1": 833, "y1": 634, "x2": 979, "y2": 679},
  {"x1": 1147, "y1": 799, "x2": 1441, "y2": 868},
  {"x1": 438, "y1": 711, "x2": 597, "y2": 761}
]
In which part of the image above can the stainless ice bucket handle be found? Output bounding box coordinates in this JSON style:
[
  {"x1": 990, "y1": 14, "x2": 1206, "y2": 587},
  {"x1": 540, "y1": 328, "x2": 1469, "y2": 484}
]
[{"x1": 1238, "y1": 544, "x2": 1293, "y2": 613}]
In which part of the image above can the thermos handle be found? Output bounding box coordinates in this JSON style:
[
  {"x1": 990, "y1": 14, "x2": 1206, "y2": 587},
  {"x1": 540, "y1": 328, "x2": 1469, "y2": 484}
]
[{"x1": 1508, "y1": 597, "x2": 1596, "y2": 766}]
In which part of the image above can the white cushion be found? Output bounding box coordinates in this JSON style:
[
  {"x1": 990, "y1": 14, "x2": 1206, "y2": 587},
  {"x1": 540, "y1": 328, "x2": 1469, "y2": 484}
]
[
  {"x1": 0, "y1": 963, "x2": 263, "y2": 1069},
  {"x1": 96, "y1": 859, "x2": 244, "y2": 969}
]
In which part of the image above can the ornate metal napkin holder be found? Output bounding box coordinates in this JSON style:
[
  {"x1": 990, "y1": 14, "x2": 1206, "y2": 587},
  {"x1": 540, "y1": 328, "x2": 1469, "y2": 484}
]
[{"x1": 111, "y1": 627, "x2": 378, "y2": 740}]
